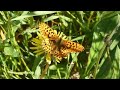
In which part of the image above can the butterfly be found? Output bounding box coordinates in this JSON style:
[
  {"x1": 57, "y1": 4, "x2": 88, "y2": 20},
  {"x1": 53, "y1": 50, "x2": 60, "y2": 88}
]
[{"x1": 39, "y1": 22, "x2": 84, "y2": 60}]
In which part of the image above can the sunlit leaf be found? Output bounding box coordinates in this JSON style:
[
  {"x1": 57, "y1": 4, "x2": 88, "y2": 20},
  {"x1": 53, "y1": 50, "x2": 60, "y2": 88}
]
[
  {"x1": 4, "y1": 46, "x2": 20, "y2": 57},
  {"x1": 11, "y1": 11, "x2": 58, "y2": 21}
]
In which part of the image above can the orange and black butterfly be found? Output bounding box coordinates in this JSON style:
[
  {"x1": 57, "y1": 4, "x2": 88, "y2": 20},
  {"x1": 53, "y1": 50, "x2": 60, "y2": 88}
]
[{"x1": 39, "y1": 22, "x2": 84, "y2": 60}]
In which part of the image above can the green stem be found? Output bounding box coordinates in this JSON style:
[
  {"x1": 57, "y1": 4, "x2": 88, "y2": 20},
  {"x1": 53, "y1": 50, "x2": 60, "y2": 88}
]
[
  {"x1": 40, "y1": 63, "x2": 49, "y2": 79},
  {"x1": 21, "y1": 57, "x2": 30, "y2": 71},
  {"x1": 87, "y1": 11, "x2": 94, "y2": 28},
  {"x1": 67, "y1": 61, "x2": 75, "y2": 79}
]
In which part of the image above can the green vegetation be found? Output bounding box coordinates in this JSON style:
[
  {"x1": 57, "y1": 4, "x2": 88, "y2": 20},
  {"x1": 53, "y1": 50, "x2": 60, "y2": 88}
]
[{"x1": 0, "y1": 11, "x2": 120, "y2": 79}]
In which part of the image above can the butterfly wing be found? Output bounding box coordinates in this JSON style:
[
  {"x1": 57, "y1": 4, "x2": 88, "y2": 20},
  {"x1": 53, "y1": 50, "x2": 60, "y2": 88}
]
[
  {"x1": 39, "y1": 22, "x2": 59, "y2": 41},
  {"x1": 61, "y1": 39, "x2": 84, "y2": 52}
]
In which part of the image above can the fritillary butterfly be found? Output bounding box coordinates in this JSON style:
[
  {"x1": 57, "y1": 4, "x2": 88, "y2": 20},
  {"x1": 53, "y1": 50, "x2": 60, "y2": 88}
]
[{"x1": 39, "y1": 22, "x2": 84, "y2": 60}]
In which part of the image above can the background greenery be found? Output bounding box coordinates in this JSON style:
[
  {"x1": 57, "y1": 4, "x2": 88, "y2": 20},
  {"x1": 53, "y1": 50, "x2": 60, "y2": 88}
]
[{"x1": 0, "y1": 11, "x2": 119, "y2": 79}]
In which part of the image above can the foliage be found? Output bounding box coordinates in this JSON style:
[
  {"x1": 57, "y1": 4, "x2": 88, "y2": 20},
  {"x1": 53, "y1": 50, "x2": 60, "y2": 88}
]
[{"x1": 0, "y1": 11, "x2": 119, "y2": 79}]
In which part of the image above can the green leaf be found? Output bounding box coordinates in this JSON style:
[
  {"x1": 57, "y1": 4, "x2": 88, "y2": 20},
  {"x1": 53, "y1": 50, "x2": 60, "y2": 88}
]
[
  {"x1": 33, "y1": 11, "x2": 58, "y2": 15},
  {"x1": 101, "y1": 11, "x2": 120, "y2": 20},
  {"x1": 71, "y1": 35, "x2": 85, "y2": 41},
  {"x1": 32, "y1": 56, "x2": 43, "y2": 72},
  {"x1": 33, "y1": 65, "x2": 41, "y2": 79},
  {"x1": 44, "y1": 15, "x2": 59, "y2": 22},
  {"x1": 61, "y1": 18, "x2": 68, "y2": 27},
  {"x1": 59, "y1": 15, "x2": 72, "y2": 22},
  {"x1": 4, "y1": 46, "x2": 20, "y2": 57},
  {"x1": 49, "y1": 65, "x2": 57, "y2": 70},
  {"x1": 96, "y1": 46, "x2": 120, "y2": 79},
  {"x1": 110, "y1": 33, "x2": 120, "y2": 50},
  {"x1": 11, "y1": 11, "x2": 58, "y2": 21}
]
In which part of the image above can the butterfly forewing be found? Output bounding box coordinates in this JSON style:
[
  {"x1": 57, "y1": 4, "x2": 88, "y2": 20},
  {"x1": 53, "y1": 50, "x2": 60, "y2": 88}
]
[
  {"x1": 39, "y1": 22, "x2": 59, "y2": 40},
  {"x1": 61, "y1": 39, "x2": 84, "y2": 52}
]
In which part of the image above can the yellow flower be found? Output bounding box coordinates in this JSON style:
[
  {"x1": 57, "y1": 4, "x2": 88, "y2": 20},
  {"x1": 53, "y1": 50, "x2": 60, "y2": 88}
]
[{"x1": 30, "y1": 32, "x2": 60, "y2": 64}]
